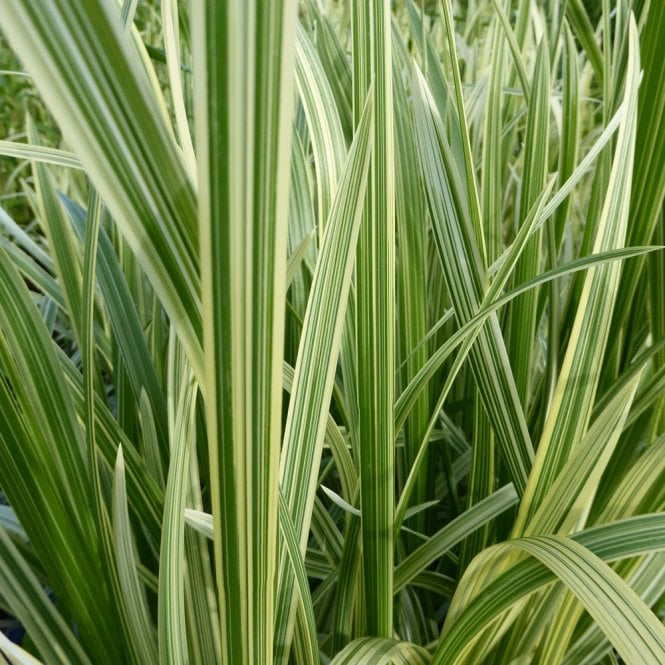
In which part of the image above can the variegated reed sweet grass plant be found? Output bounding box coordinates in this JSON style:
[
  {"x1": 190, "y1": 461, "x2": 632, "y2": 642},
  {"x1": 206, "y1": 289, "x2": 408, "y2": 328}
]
[{"x1": 0, "y1": 0, "x2": 663, "y2": 663}]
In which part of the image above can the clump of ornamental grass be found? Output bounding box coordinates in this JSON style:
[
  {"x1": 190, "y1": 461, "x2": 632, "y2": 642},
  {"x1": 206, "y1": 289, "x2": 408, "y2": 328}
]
[{"x1": 0, "y1": 1, "x2": 663, "y2": 664}]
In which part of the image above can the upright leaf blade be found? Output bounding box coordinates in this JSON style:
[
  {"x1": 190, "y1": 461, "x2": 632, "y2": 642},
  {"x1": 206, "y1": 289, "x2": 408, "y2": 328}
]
[
  {"x1": 506, "y1": 39, "x2": 550, "y2": 406},
  {"x1": 193, "y1": 1, "x2": 298, "y2": 662},
  {"x1": 158, "y1": 335, "x2": 197, "y2": 665},
  {"x1": 352, "y1": 0, "x2": 396, "y2": 636}
]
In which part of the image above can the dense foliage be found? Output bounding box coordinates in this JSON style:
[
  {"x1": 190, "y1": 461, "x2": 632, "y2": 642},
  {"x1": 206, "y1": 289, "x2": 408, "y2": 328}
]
[{"x1": 0, "y1": 1, "x2": 663, "y2": 664}]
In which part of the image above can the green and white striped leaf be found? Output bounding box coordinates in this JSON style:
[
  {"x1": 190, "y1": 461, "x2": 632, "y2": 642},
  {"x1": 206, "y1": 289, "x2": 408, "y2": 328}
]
[
  {"x1": 158, "y1": 334, "x2": 197, "y2": 665},
  {"x1": 330, "y1": 637, "x2": 431, "y2": 665},
  {"x1": 193, "y1": 1, "x2": 298, "y2": 662},
  {"x1": 435, "y1": 515, "x2": 665, "y2": 664},
  {"x1": 112, "y1": 448, "x2": 158, "y2": 665},
  {"x1": 352, "y1": 0, "x2": 396, "y2": 636}
]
